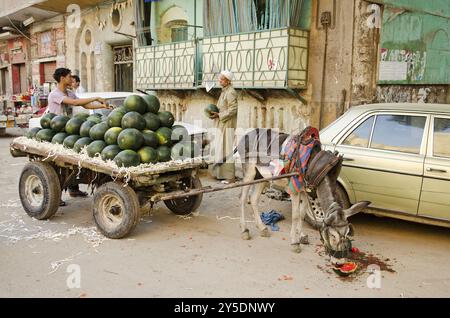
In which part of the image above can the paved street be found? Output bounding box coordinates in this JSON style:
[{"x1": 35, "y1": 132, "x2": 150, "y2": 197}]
[{"x1": 0, "y1": 132, "x2": 449, "y2": 298}]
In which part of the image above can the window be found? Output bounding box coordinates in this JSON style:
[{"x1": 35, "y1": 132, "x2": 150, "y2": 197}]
[
  {"x1": 171, "y1": 26, "x2": 188, "y2": 42},
  {"x1": 370, "y1": 115, "x2": 426, "y2": 154},
  {"x1": 433, "y1": 117, "x2": 450, "y2": 158},
  {"x1": 114, "y1": 46, "x2": 133, "y2": 92},
  {"x1": 204, "y1": 0, "x2": 310, "y2": 36},
  {"x1": 12, "y1": 63, "x2": 27, "y2": 94},
  {"x1": 342, "y1": 116, "x2": 374, "y2": 148},
  {"x1": 40, "y1": 61, "x2": 56, "y2": 84},
  {"x1": 135, "y1": 0, "x2": 153, "y2": 46},
  {"x1": 38, "y1": 31, "x2": 56, "y2": 58},
  {"x1": 0, "y1": 68, "x2": 7, "y2": 95}
]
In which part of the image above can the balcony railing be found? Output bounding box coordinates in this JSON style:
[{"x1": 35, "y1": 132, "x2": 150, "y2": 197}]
[
  {"x1": 135, "y1": 27, "x2": 308, "y2": 91},
  {"x1": 135, "y1": 41, "x2": 197, "y2": 89}
]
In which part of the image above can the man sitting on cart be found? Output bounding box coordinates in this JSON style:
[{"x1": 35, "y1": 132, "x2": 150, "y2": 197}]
[{"x1": 48, "y1": 67, "x2": 110, "y2": 204}]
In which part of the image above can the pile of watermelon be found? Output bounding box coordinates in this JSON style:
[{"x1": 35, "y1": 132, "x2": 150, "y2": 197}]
[{"x1": 25, "y1": 94, "x2": 200, "y2": 167}]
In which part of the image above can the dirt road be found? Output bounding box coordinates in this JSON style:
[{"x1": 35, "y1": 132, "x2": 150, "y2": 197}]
[{"x1": 0, "y1": 133, "x2": 449, "y2": 297}]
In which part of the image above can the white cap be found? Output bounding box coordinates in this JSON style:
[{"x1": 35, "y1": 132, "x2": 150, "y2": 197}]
[{"x1": 220, "y1": 70, "x2": 233, "y2": 81}]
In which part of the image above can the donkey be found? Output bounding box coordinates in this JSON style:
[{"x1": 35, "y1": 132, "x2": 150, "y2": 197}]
[{"x1": 215, "y1": 127, "x2": 370, "y2": 264}]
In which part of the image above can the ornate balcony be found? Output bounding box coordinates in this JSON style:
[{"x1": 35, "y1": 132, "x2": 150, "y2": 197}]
[
  {"x1": 201, "y1": 28, "x2": 308, "y2": 89},
  {"x1": 135, "y1": 40, "x2": 197, "y2": 90},
  {"x1": 135, "y1": 27, "x2": 309, "y2": 90}
]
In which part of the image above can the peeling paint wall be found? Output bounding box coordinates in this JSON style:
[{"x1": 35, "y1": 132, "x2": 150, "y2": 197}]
[
  {"x1": 29, "y1": 15, "x2": 66, "y2": 86},
  {"x1": 65, "y1": 0, "x2": 135, "y2": 92},
  {"x1": 156, "y1": 90, "x2": 309, "y2": 135},
  {"x1": 379, "y1": 3, "x2": 450, "y2": 85},
  {"x1": 349, "y1": 0, "x2": 380, "y2": 106},
  {"x1": 304, "y1": 0, "x2": 374, "y2": 128},
  {"x1": 376, "y1": 85, "x2": 449, "y2": 104}
]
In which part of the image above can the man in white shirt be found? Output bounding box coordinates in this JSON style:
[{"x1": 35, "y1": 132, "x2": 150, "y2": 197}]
[
  {"x1": 71, "y1": 75, "x2": 86, "y2": 94},
  {"x1": 48, "y1": 68, "x2": 109, "y2": 203}
]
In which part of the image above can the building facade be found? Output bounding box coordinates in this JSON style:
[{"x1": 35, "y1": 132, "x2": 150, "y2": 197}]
[
  {"x1": 133, "y1": 0, "x2": 450, "y2": 133},
  {"x1": 0, "y1": 0, "x2": 448, "y2": 130},
  {"x1": 65, "y1": 0, "x2": 135, "y2": 93}
]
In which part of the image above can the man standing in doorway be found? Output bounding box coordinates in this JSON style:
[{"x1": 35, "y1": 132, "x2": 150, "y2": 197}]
[
  {"x1": 210, "y1": 70, "x2": 238, "y2": 183},
  {"x1": 48, "y1": 67, "x2": 109, "y2": 202},
  {"x1": 71, "y1": 75, "x2": 86, "y2": 94}
]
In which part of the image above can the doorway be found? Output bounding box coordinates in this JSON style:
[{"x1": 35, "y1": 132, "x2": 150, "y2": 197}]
[
  {"x1": 12, "y1": 63, "x2": 27, "y2": 94},
  {"x1": 113, "y1": 45, "x2": 133, "y2": 92}
]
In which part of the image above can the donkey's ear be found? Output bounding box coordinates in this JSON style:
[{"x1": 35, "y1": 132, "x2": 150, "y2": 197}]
[{"x1": 343, "y1": 201, "x2": 370, "y2": 219}]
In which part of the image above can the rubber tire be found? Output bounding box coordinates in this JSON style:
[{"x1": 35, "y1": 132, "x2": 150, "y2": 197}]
[
  {"x1": 304, "y1": 184, "x2": 350, "y2": 229},
  {"x1": 19, "y1": 161, "x2": 61, "y2": 220},
  {"x1": 93, "y1": 181, "x2": 140, "y2": 239},
  {"x1": 164, "y1": 176, "x2": 203, "y2": 215}
]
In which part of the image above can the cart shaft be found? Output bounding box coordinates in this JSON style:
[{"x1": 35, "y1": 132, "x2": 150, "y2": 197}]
[{"x1": 152, "y1": 172, "x2": 300, "y2": 202}]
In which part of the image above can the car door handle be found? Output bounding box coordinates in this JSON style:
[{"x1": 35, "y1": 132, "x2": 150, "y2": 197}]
[
  {"x1": 426, "y1": 167, "x2": 447, "y2": 173},
  {"x1": 343, "y1": 157, "x2": 354, "y2": 162}
]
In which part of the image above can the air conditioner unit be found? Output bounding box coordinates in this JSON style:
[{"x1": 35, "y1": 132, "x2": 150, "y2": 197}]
[{"x1": 23, "y1": 17, "x2": 35, "y2": 27}]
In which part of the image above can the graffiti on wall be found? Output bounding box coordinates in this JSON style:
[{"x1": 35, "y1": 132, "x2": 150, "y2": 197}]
[
  {"x1": 376, "y1": 85, "x2": 448, "y2": 104},
  {"x1": 379, "y1": 48, "x2": 427, "y2": 82}
]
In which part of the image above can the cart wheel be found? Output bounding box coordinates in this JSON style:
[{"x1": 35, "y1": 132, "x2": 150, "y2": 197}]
[
  {"x1": 93, "y1": 181, "x2": 140, "y2": 239},
  {"x1": 19, "y1": 161, "x2": 62, "y2": 220},
  {"x1": 164, "y1": 176, "x2": 203, "y2": 215}
]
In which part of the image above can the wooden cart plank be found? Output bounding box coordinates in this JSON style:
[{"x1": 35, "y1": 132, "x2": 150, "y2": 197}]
[{"x1": 10, "y1": 138, "x2": 204, "y2": 180}]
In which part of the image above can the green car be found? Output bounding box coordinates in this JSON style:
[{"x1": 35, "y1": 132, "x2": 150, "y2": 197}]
[{"x1": 317, "y1": 103, "x2": 450, "y2": 228}]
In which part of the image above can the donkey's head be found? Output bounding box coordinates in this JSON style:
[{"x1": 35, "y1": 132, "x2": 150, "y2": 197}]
[{"x1": 319, "y1": 201, "x2": 370, "y2": 264}]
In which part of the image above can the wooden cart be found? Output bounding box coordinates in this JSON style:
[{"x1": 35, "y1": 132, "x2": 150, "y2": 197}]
[
  {"x1": 10, "y1": 137, "x2": 301, "y2": 239},
  {"x1": 10, "y1": 137, "x2": 207, "y2": 239}
]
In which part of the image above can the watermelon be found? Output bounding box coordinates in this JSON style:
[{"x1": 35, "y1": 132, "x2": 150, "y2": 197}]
[
  {"x1": 204, "y1": 104, "x2": 219, "y2": 119},
  {"x1": 104, "y1": 127, "x2": 123, "y2": 145},
  {"x1": 143, "y1": 112, "x2": 161, "y2": 131},
  {"x1": 142, "y1": 94, "x2": 160, "y2": 114},
  {"x1": 121, "y1": 111, "x2": 146, "y2": 130},
  {"x1": 73, "y1": 137, "x2": 92, "y2": 153},
  {"x1": 63, "y1": 135, "x2": 81, "y2": 149},
  {"x1": 115, "y1": 106, "x2": 126, "y2": 113},
  {"x1": 123, "y1": 95, "x2": 147, "y2": 114},
  {"x1": 156, "y1": 127, "x2": 173, "y2": 146},
  {"x1": 40, "y1": 113, "x2": 56, "y2": 129},
  {"x1": 86, "y1": 140, "x2": 107, "y2": 158},
  {"x1": 101, "y1": 145, "x2": 121, "y2": 161},
  {"x1": 65, "y1": 118, "x2": 85, "y2": 135},
  {"x1": 74, "y1": 112, "x2": 90, "y2": 121},
  {"x1": 89, "y1": 122, "x2": 109, "y2": 140},
  {"x1": 157, "y1": 111, "x2": 175, "y2": 128},
  {"x1": 142, "y1": 129, "x2": 159, "y2": 148},
  {"x1": 137, "y1": 146, "x2": 158, "y2": 164},
  {"x1": 117, "y1": 128, "x2": 144, "y2": 151},
  {"x1": 156, "y1": 146, "x2": 171, "y2": 162},
  {"x1": 50, "y1": 115, "x2": 70, "y2": 132},
  {"x1": 107, "y1": 109, "x2": 126, "y2": 127},
  {"x1": 35, "y1": 129, "x2": 56, "y2": 142},
  {"x1": 86, "y1": 115, "x2": 102, "y2": 124},
  {"x1": 333, "y1": 262, "x2": 358, "y2": 276},
  {"x1": 51, "y1": 132, "x2": 68, "y2": 144},
  {"x1": 26, "y1": 127, "x2": 42, "y2": 139},
  {"x1": 114, "y1": 150, "x2": 141, "y2": 167},
  {"x1": 79, "y1": 120, "x2": 96, "y2": 137}
]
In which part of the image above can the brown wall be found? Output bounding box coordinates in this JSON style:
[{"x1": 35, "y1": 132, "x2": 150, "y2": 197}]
[{"x1": 305, "y1": 0, "x2": 381, "y2": 129}]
